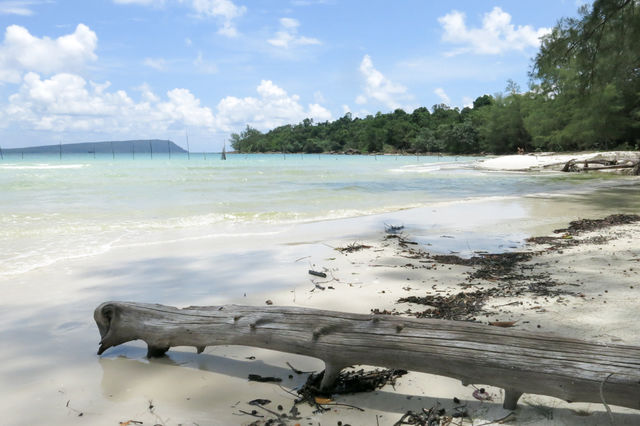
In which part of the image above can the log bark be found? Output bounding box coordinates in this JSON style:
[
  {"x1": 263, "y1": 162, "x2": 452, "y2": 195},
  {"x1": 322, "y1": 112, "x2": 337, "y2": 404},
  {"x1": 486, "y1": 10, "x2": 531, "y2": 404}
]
[
  {"x1": 582, "y1": 162, "x2": 638, "y2": 171},
  {"x1": 562, "y1": 159, "x2": 639, "y2": 172},
  {"x1": 94, "y1": 301, "x2": 640, "y2": 411}
]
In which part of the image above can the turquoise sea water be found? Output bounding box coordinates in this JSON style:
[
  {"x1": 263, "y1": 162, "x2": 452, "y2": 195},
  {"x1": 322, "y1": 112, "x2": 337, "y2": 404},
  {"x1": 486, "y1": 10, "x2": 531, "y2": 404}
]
[{"x1": 0, "y1": 152, "x2": 629, "y2": 276}]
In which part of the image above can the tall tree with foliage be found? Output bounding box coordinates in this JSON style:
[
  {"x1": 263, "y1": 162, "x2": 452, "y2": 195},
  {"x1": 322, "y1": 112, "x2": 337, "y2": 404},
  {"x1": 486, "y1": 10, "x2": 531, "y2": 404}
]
[{"x1": 530, "y1": 0, "x2": 640, "y2": 149}]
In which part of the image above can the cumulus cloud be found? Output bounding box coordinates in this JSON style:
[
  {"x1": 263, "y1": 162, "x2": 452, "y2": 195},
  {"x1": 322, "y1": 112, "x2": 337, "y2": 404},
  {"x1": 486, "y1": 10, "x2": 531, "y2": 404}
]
[
  {"x1": 4, "y1": 72, "x2": 215, "y2": 133},
  {"x1": 187, "y1": 0, "x2": 246, "y2": 37},
  {"x1": 434, "y1": 88, "x2": 451, "y2": 105},
  {"x1": 2, "y1": 74, "x2": 330, "y2": 136},
  {"x1": 216, "y1": 79, "x2": 331, "y2": 131},
  {"x1": 356, "y1": 54, "x2": 411, "y2": 111},
  {"x1": 267, "y1": 17, "x2": 321, "y2": 49},
  {"x1": 0, "y1": 24, "x2": 97, "y2": 83},
  {"x1": 438, "y1": 7, "x2": 550, "y2": 55}
]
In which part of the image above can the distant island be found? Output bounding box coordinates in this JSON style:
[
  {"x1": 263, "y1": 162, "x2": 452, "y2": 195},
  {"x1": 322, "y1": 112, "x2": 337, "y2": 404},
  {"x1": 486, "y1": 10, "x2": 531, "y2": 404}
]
[{"x1": 2, "y1": 140, "x2": 187, "y2": 154}]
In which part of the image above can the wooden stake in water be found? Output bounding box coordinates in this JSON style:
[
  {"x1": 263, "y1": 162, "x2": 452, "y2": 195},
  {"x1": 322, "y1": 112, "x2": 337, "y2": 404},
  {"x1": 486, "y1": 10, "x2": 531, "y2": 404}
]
[
  {"x1": 132, "y1": 141, "x2": 135, "y2": 159},
  {"x1": 149, "y1": 140, "x2": 153, "y2": 159},
  {"x1": 0, "y1": 145, "x2": 3, "y2": 160},
  {"x1": 185, "y1": 131, "x2": 191, "y2": 160},
  {"x1": 167, "y1": 140, "x2": 171, "y2": 159},
  {"x1": 59, "y1": 139, "x2": 62, "y2": 160},
  {"x1": 111, "y1": 142, "x2": 115, "y2": 160}
]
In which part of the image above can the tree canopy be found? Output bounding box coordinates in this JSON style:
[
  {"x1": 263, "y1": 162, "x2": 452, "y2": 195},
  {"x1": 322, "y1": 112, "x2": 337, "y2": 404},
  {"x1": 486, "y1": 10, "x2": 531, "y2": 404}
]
[{"x1": 231, "y1": 0, "x2": 640, "y2": 154}]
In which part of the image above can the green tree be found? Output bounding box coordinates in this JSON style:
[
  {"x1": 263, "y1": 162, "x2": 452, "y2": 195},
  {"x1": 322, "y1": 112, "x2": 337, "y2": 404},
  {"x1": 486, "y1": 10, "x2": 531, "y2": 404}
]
[{"x1": 530, "y1": 0, "x2": 640, "y2": 148}]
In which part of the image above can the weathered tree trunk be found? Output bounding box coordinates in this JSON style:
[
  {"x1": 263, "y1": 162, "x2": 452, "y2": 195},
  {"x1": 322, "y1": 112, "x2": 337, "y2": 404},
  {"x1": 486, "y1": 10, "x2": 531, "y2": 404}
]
[
  {"x1": 582, "y1": 162, "x2": 638, "y2": 171},
  {"x1": 94, "y1": 302, "x2": 640, "y2": 411},
  {"x1": 562, "y1": 158, "x2": 639, "y2": 173}
]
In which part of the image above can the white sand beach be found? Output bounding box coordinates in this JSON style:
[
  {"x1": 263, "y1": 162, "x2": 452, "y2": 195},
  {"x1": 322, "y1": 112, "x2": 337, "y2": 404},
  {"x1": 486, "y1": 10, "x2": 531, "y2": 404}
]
[
  {"x1": 475, "y1": 151, "x2": 640, "y2": 172},
  {"x1": 1, "y1": 155, "x2": 640, "y2": 426}
]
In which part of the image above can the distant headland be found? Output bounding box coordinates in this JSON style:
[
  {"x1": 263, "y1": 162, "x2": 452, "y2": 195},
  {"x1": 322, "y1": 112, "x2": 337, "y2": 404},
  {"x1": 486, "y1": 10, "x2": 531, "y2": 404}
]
[{"x1": 1, "y1": 140, "x2": 186, "y2": 154}]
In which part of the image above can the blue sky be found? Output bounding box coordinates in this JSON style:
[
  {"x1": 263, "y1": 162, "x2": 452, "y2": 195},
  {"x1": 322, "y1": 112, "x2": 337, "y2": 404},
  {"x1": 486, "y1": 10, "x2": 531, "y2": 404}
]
[{"x1": 0, "y1": 0, "x2": 588, "y2": 151}]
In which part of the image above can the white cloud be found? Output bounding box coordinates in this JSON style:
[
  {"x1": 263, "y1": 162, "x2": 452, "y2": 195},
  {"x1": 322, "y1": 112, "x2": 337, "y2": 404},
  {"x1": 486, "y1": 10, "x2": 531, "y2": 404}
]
[
  {"x1": 0, "y1": 1, "x2": 42, "y2": 15},
  {"x1": 267, "y1": 17, "x2": 321, "y2": 49},
  {"x1": 143, "y1": 57, "x2": 166, "y2": 71},
  {"x1": 308, "y1": 103, "x2": 331, "y2": 122},
  {"x1": 356, "y1": 54, "x2": 412, "y2": 111},
  {"x1": 215, "y1": 79, "x2": 331, "y2": 131},
  {"x1": 3, "y1": 72, "x2": 215, "y2": 133},
  {"x1": 3, "y1": 74, "x2": 331, "y2": 136},
  {"x1": 0, "y1": 24, "x2": 97, "y2": 83},
  {"x1": 115, "y1": 0, "x2": 245, "y2": 37},
  {"x1": 187, "y1": 0, "x2": 246, "y2": 37},
  {"x1": 438, "y1": 7, "x2": 550, "y2": 55},
  {"x1": 462, "y1": 96, "x2": 473, "y2": 108},
  {"x1": 434, "y1": 88, "x2": 451, "y2": 105}
]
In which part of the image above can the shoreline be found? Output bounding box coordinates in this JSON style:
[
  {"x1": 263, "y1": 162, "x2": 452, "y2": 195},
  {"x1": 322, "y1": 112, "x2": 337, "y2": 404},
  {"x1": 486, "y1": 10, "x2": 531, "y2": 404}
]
[{"x1": 1, "y1": 178, "x2": 640, "y2": 425}]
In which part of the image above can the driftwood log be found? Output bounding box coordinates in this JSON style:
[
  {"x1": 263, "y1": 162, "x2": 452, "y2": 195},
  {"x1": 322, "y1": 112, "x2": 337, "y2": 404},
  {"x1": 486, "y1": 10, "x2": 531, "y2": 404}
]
[
  {"x1": 562, "y1": 158, "x2": 640, "y2": 173},
  {"x1": 94, "y1": 301, "x2": 640, "y2": 411}
]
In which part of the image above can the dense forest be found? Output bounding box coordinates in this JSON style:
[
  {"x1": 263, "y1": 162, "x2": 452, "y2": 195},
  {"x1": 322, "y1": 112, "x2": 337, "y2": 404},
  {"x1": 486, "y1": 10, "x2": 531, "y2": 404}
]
[{"x1": 231, "y1": 0, "x2": 640, "y2": 155}]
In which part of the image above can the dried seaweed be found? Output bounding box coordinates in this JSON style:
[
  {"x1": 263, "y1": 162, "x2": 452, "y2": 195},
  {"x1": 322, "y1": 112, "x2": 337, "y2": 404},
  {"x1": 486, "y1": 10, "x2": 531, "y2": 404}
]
[
  {"x1": 336, "y1": 242, "x2": 373, "y2": 253},
  {"x1": 297, "y1": 368, "x2": 408, "y2": 408},
  {"x1": 554, "y1": 214, "x2": 640, "y2": 235},
  {"x1": 398, "y1": 291, "x2": 491, "y2": 321},
  {"x1": 394, "y1": 403, "x2": 468, "y2": 426}
]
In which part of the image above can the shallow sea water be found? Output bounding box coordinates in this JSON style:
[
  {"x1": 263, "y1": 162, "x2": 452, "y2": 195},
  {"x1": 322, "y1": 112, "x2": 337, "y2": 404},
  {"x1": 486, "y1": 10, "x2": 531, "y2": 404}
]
[{"x1": 0, "y1": 152, "x2": 635, "y2": 275}]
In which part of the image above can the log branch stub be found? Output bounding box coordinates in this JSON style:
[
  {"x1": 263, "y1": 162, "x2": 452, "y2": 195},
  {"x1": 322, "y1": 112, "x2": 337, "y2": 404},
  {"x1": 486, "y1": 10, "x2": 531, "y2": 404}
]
[
  {"x1": 320, "y1": 361, "x2": 348, "y2": 390},
  {"x1": 503, "y1": 389, "x2": 523, "y2": 410},
  {"x1": 147, "y1": 345, "x2": 169, "y2": 358},
  {"x1": 93, "y1": 302, "x2": 640, "y2": 411}
]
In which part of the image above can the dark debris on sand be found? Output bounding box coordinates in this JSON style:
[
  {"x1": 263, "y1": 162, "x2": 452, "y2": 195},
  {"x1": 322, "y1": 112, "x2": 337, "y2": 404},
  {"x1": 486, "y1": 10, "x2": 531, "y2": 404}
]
[
  {"x1": 378, "y1": 247, "x2": 572, "y2": 321},
  {"x1": 396, "y1": 291, "x2": 489, "y2": 321},
  {"x1": 298, "y1": 368, "x2": 408, "y2": 405},
  {"x1": 374, "y1": 216, "x2": 625, "y2": 320},
  {"x1": 554, "y1": 213, "x2": 640, "y2": 235},
  {"x1": 394, "y1": 403, "x2": 469, "y2": 426},
  {"x1": 526, "y1": 214, "x2": 640, "y2": 250},
  {"x1": 336, "y1": 242, "x2": 373, "y2": 253},
  {"x1": 241, "y1": 368, "x2": 408, "y2": 425}
]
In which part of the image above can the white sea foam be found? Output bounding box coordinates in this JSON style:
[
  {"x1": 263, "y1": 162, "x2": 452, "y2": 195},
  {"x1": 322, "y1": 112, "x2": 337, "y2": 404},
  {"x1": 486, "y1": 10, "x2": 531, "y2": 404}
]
[
  {"x1": 0, "y1": 163, "x2": 88, "y2": 170},
  {"x1": 0, "y1": 239, "x2": 116, "y2": 276},
  {"x1": 388, "y1": 160, "x2": 475, "y2": 173}
]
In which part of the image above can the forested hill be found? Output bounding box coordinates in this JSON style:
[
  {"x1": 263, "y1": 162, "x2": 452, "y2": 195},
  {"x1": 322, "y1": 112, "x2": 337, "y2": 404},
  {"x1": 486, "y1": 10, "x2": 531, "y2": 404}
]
[
  {"x1": 231, "y1": 0, "x2": 640, "y2": 155},
  {"x1": 3, "y1": 140, "x2": 186, "y2": 154}
]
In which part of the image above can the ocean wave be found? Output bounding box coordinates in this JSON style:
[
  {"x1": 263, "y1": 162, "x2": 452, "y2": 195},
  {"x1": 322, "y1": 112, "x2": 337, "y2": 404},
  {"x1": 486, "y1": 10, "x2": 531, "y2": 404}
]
[{"x1": 388, "y1": 160, "x2": 476, "y2": 173}]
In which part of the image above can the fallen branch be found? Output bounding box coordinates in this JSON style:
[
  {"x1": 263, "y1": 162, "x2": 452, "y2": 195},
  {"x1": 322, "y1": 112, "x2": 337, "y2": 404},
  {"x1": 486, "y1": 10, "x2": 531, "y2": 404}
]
[{"x1": 94, "y1": 302, "x2": 640, "y2": 411}]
